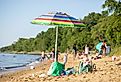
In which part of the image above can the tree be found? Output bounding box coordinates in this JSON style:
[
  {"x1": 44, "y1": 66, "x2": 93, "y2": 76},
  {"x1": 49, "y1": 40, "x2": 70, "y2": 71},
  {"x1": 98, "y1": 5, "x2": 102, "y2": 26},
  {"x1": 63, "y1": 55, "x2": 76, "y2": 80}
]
[
  {"x1": 83, "y1": 12, "x2": 102, "y2": 29},
  {"x1": 91, "y1": 15, "x2": 121, "y2": 48},
  {"x1": 101, "y1": 10, "x2": 109, "y2": 17},
  {"x1": 102, "y1": 0, "x2": 121, "y2": 16}
]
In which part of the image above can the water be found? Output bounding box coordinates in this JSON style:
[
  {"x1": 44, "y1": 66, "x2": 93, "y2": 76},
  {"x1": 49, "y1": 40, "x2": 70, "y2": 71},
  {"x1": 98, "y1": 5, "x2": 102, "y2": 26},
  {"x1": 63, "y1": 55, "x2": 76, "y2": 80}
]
[{"x1": 0, "y1": 53, "x2": 41, "y2": 72}]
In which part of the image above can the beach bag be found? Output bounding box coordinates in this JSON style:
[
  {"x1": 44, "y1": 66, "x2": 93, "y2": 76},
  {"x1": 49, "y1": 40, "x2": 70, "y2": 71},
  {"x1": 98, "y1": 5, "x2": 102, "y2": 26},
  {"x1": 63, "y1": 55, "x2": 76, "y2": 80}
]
[{"x1": 47, "y1": 62, "x2": 65, "y2": 76}]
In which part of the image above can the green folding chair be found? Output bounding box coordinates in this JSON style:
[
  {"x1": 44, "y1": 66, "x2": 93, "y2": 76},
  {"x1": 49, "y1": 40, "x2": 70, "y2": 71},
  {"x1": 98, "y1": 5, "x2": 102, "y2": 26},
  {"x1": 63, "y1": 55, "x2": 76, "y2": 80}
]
[{"x1": 79, "y1": 61, "x2": 96, "y2": 73}]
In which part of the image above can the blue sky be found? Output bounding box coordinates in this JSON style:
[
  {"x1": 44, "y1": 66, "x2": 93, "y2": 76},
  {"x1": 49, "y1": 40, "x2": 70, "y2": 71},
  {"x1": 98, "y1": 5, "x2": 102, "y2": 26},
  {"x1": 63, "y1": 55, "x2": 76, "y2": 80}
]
[{"x1": 0, "y1": 0, "x2": 105, "y2": 48}]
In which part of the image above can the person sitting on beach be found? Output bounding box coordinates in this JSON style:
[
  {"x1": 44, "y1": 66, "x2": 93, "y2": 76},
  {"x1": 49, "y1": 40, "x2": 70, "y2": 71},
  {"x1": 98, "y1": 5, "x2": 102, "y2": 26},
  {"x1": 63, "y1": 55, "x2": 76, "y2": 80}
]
[
  {"x1": 95, "y1": 40, "x2": 107, "y2": 59},
  {"x1": 41, "y1": 50, "x2": 49, "y2": 61},
  {"x1": 79, "y1": 54, "x2": 93, "y2": 73},
  {"x1": 63, "y1": 53, "x2": 68, "y2": 65},
  {"x1": 82, "y1": 54, "x2": 92, "y2": 65},
  {"x1": 77, "y1": 50, "x2": 88, "y2": 59},
  {"x1": 47, "y1": 53, "x2": 69, "y2": 76}
]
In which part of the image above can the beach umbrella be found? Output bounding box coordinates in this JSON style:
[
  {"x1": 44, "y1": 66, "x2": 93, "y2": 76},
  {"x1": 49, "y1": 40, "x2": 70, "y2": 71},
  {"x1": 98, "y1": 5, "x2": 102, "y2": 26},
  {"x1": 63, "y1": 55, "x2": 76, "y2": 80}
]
[{"x1": 31, "y1": 12, "x2": 86, "y2": 62}]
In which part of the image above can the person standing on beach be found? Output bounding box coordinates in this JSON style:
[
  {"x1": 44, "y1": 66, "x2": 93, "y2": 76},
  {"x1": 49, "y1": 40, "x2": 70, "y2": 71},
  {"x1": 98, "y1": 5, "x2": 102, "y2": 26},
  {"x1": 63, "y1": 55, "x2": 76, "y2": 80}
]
[
  {"x1": 101, "y1": 40, "x2": 107, "y2": 56},
  {"x1": 50, "y1": 48, "x2": 55, "y2": 60},
  {"x1": 41, "y1": 50, "x2": 45, "y2": 61},
  {"x1": 85, "y1": 44, "x2": 89, "y2": 55},
  {"x1": 72, "y1": 44, "x2": 77, "y2": 60}
]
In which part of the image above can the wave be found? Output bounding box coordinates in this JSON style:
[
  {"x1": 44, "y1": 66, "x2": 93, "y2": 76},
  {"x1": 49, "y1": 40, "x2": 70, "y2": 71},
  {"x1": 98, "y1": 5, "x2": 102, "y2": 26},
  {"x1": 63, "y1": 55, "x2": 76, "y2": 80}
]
[{"x1": 0, "y1": 57, "x2": 42, "y2": 71}]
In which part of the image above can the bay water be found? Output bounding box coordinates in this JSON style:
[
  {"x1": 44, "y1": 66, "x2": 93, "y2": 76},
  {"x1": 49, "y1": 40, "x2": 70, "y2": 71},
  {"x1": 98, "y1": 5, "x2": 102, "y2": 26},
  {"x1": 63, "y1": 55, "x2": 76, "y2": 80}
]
[{"x1": 0, "y1": 53, "x2": 41, "y2": 74}]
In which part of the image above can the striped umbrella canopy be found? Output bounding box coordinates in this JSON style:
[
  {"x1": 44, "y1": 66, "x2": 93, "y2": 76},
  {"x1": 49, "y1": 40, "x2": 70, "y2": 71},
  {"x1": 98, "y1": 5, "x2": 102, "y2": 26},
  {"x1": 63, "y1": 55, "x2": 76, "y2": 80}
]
[
  {"x1": 31, "y1": 12, "x2": 86, "y2": 61},
  {"x1": 31, "y1": 12, "x2": 86, "y2": 27}
]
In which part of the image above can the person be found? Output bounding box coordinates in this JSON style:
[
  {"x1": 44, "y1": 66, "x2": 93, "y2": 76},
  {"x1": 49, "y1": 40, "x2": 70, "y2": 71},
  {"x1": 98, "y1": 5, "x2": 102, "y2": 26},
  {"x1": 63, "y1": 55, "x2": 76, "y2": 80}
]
[
  {"x1": 79, "y1": 54, "x2": 93, "y2": 73},
  {"x1": 101, "y1": 40, "x2": 107, "y2": 56},
  {"x1": 41, "y1": 50, "x2": 50, "y2": 61},
  {"x1": 50, "y1": 48, "x2": 55, "y2": 60},
  {"x1": 41, "y1": 50, "x2": 46, "y2": 61},
  {"x1": 63, "y1": 53, "x2": 68, "y2": 65},
  {"x1": 83, "y1": 54, "x2": 92, "y2": 66},
  {"x1": 85, "y1": 44, "x2": 89, "y2": 55},
  {"x1": 72, "y1": 44, "x2": 77, "y2": 60},
  {"x1": 47, "y1": 53, "x2": 69, "y2": 76}
]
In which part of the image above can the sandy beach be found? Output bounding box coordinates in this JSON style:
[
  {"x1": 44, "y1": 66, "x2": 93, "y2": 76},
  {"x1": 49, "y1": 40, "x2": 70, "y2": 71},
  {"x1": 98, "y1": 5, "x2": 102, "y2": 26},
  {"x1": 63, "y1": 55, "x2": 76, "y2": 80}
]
[{"x1": 0, "y1": 54, "x2": 121, "y2": 82}]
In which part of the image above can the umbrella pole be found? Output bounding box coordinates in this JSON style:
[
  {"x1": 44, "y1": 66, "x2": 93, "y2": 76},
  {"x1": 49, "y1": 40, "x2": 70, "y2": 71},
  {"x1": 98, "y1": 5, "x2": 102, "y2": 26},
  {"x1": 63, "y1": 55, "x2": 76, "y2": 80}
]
[{"x1": 55, "y1": 26, "x2": 58, "y2": 62}]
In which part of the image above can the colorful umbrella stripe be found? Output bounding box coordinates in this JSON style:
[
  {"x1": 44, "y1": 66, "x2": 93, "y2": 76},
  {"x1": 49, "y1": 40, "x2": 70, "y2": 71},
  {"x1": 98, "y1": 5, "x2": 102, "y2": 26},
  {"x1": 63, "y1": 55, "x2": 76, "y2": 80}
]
[{"x1": 31, "y1": 12, "x2": 86, "y2": 27}]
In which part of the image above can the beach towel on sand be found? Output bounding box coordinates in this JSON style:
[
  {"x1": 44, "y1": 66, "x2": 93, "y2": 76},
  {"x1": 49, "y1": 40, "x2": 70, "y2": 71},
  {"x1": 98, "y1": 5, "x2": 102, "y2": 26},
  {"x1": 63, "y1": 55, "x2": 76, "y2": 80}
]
[{"x1": 47, "y1": 62, "x2": 65, "y2": 76}]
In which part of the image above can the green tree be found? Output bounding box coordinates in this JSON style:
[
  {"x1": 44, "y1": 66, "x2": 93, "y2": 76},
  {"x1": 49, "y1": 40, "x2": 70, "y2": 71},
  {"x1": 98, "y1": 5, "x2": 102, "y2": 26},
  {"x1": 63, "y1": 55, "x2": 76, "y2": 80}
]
[{"x1": 102, "y1": 0, "x2": 121, "y2": 15}]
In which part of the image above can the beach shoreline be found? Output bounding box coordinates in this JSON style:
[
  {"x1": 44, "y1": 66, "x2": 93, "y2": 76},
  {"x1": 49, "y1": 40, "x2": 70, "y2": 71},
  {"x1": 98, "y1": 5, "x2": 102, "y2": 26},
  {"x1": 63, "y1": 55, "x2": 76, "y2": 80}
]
[
  {"x1": 0, "y1": 59, "x2": 42, "y2": 76},
  {"x1": 0, "y1": 59, "x2": 52, "y2": 82},
  {"x1": 0, "y1": 54, "x2": 121, "y2": 82},
  {"x1": 0, "y1": 53, "x2": 42, "y2": 75}
]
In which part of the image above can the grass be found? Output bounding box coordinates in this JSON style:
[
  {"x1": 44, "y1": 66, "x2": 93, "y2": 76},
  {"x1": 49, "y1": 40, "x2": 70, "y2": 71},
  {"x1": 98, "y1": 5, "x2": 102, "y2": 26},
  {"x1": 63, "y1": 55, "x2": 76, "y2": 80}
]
[{"x1": 110, "y1": 47, "x2": 121, "y2": 56}]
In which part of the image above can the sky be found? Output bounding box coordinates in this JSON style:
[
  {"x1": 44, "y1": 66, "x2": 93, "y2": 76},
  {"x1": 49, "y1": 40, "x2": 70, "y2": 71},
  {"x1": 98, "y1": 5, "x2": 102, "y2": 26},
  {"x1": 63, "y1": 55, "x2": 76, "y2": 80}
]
[{"x1": 0, "y1": 0, "x2": 106, "y2": 48}]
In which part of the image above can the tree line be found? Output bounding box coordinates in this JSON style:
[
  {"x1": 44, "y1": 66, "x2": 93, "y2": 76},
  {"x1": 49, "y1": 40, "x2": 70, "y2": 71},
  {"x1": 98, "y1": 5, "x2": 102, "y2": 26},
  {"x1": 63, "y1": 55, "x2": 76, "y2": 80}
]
[{"x1": 0, "y1": 0, "x2": 121, "y2": 54}]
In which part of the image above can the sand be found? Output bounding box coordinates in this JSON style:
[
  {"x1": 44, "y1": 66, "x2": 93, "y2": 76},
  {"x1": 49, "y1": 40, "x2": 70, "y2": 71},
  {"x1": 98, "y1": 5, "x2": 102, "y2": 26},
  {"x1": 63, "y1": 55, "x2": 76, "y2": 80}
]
[{"x1": 0, "y1": 54, "x2": 121, "y2": 82}]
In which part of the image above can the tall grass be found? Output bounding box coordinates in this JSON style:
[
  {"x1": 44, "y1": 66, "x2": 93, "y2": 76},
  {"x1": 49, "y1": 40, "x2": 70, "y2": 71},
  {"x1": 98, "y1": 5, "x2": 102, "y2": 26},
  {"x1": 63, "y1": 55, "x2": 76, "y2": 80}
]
[{"x1": 110, "y1": 47, "x2": 121, "y2": 56}]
